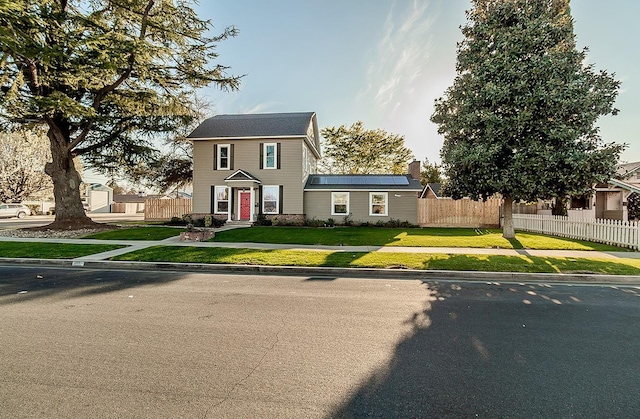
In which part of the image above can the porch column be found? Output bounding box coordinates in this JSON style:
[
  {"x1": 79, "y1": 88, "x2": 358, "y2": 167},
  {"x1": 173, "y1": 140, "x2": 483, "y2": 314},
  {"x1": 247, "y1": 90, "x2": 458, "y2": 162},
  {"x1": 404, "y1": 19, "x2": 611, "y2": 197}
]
[
  {"x1": 250, "y1": 186, "x2": 255, "y2": 221},
  {"x1": 227, "y1": 187, "x2": 232, "y2": 222}
]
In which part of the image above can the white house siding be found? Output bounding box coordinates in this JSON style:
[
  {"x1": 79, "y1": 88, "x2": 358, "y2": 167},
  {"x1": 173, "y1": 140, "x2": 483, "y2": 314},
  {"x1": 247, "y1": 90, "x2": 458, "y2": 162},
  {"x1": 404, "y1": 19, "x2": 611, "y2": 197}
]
[
  {"x1": 304, "y1": 190, "x2": 419, "y2": 225},
  {"x1": 192, "y1": 138, "x2": 306, "y2": 215}
]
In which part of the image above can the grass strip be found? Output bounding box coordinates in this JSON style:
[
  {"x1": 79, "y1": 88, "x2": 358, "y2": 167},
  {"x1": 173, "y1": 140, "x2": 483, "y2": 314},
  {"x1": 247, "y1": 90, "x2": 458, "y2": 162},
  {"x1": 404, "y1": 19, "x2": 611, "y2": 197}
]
[
  {"x1": 212, "y1": 226, "x2": 627, "y2": 252},
  {"x1": 83, "y1": 227, "x2": 186, "y2": 240},
  {"x1": 112, "y1": 246, "x2": 640, "y2": 275},
  {"x1": 0, "y1": 242, "x2": 125, "y2": 259}
]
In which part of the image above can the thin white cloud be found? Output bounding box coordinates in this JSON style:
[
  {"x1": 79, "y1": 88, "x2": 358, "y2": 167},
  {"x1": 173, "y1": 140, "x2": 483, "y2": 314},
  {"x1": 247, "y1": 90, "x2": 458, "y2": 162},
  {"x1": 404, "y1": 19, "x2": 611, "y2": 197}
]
[
  {"x1": 240, "y1": 102, "x2": 281, "y2": 114},
  {"x1": 359, "y1": 0, "x2": 435, "y2": 116}
]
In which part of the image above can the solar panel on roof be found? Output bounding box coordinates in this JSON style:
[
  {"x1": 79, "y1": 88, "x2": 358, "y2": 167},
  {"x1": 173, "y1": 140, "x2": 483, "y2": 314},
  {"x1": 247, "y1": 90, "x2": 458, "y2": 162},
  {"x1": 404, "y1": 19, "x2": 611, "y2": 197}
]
[{"x1": 310, "y1": 175, "x2": 410, "y2": 186}]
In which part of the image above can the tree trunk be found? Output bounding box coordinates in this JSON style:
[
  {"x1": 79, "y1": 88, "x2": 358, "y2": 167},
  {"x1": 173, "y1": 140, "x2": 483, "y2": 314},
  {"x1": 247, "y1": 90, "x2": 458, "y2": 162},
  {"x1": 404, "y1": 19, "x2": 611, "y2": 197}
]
[
  {"x1": 44, "y1": 128, "x2": 97, "y2": 229},
  {"x1": 552, "y1": 196, "x2": 568, "y2": 216},
  {"x1": 502, "y1": 195, "x2": 515, "y2": 239}
]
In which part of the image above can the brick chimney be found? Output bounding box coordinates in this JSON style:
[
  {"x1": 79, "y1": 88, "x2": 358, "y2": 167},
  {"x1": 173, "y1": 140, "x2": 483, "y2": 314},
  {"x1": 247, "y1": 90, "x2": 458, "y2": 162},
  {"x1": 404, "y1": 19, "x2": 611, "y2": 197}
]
[{"x1": 408, "y1": 160, "x2": 420, "y2": 180}]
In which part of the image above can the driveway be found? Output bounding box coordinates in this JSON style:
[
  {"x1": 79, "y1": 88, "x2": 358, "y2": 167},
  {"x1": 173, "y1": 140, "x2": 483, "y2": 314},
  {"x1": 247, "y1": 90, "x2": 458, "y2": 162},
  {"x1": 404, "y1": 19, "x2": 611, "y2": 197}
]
[{"x1": 0, "y1": 213, "x2": 144, "y2": 229}]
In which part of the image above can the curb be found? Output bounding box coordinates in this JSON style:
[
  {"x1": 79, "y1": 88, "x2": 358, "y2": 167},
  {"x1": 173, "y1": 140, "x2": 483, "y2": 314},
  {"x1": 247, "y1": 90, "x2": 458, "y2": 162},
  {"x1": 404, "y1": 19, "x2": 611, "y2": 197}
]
[{"x1": 2, "y1": 258, "x2": 640, "y2": 286}]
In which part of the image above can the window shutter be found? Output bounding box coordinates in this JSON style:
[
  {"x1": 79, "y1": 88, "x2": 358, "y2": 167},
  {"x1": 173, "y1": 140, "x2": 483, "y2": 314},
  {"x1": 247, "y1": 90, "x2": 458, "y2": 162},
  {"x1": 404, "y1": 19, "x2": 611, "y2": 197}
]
[
  {"x1": 229, "y1": 188, "x2": 235, "y2": 220},
  {"x1": 259, "y1": 143, "x2": 264, "y2": 169},
  {"x1": 258, "y1": 186, "x2": 263, "y2": 215},
  {"x1": 279, "y1": 185, "x2": 284, "y2": 214},
  {"x1": 213, "y1": 145, "x2": 218, "y2": 170},
  {"x1": 230, "y1": 144, "x2": 234, "y2": 170},
  {"x1": 210, "y1": 186, "x2": 216, "y2": 213},
  {"x1": 277, "y1": 143, "x2": 281, "y2": 169}
]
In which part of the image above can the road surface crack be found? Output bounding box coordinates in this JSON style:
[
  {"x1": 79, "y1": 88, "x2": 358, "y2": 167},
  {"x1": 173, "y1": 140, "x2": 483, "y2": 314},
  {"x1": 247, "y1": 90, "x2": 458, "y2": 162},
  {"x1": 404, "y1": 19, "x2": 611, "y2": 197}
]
[{"x1": 204, "y1": 318, "x2": 286, "y2": 417}]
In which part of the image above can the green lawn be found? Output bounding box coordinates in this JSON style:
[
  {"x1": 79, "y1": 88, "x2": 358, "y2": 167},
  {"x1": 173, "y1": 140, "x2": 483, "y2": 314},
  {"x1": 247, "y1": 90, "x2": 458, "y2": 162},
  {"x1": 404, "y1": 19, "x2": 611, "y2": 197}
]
[
  {"x1": 0, "y1": 242, "x2": 125, "y2": 259},
  {"x1": 83, "y1": 227, "x2": 186, "y2": 240},
  {"x1": 212, "y1": 226, "x2": 627, "y2": 251},
  {"x1": 112, "y1": 246, "x2": 640, "y2": 275}
]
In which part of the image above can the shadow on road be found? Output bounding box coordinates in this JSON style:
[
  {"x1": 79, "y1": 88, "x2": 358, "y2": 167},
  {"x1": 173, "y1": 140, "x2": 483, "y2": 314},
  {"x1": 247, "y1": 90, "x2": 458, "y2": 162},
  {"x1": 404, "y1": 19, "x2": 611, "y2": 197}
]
[
  {"x1": 0, "y1": 266, "x2": 186, "y2": 305},
  {"x1": 331, "y1": 281, "x2": 640, "y2": 418}
]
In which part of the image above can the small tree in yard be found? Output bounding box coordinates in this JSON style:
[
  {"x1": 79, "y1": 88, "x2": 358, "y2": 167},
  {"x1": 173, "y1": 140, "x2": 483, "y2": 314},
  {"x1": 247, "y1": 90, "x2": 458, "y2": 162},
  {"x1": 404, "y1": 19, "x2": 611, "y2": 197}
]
[
  {"x1": 319, "y1": 122, "x2": 414, "y2": 174},
  {"x1": 0, "y1": 129, "x2": 52, "y2": 202},
  {"x1": 0, "y1": 0, "x2": 239, "y2": 229},
  {"x1": 420, "y1": 158, "x2": 443, "y2": 186},
  {"x1": 431, "y1": 0, "x2": 624, "y2": 238}
]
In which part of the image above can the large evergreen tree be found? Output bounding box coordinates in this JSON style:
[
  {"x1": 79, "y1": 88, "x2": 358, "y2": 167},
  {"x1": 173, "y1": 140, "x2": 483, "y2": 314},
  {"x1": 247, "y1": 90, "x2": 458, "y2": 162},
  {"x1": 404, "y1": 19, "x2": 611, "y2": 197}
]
[
  {"x1": 0, "y1": 0, "x2": 239, "y2": 228},
  {"x1": 431, "y1": 0, "x2": 624, "y2": 238}
]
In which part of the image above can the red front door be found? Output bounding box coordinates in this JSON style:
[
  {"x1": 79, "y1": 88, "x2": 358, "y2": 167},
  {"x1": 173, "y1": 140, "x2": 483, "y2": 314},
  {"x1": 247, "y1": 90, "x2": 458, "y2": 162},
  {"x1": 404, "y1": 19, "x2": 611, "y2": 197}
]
[{"x1": 240, "y1": 192, "x2": 251, "y2": 220}]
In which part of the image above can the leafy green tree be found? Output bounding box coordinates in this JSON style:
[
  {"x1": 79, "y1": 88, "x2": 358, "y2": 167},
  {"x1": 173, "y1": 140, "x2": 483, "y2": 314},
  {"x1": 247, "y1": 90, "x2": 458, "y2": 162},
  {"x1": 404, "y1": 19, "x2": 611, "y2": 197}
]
[
  {"x1": 0, "y1": 0, "x2": 239, "y2": 228},
  {"x1": 420, "y1": 158, "x2": 443, "y2": 186},
  {"x1": 431, "y1": 0, "x2": 624, "y2": 238},
  {"x1": 128, "y1": 97, "x2": 211, "y2": 195},
  {"x1": 319, "y1": 122, "x2": 414, "y2": 174}
]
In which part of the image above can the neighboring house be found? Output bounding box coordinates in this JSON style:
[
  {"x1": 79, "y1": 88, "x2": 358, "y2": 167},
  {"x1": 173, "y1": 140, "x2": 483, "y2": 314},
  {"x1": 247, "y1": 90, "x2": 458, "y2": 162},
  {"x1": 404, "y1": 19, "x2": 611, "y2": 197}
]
[
  {"x1": 111, "y1": 194, "x2": 148, "y2": 214},
  {"x1": 513, "y1": 161, "x2": 640, "y2": 221},
  {"x1": 593, "y1": 161, "x2": 640, "y2": 221},
  {"x1": 188, "y1": 112, "x2": 422, "y2": 224},
  {"x1": 419, "y1": 183, "x2": 442, "y2": 199},
  {"x1": 84, "y1": 183, "x2": 113, "y2": 213}
]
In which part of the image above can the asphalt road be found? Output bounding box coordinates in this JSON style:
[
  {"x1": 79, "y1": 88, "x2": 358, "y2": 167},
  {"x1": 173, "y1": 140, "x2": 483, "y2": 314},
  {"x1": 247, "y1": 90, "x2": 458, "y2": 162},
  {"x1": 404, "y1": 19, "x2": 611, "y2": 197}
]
[{"x1": 1, "y1": 266, "x2": 639, "y2": 418}]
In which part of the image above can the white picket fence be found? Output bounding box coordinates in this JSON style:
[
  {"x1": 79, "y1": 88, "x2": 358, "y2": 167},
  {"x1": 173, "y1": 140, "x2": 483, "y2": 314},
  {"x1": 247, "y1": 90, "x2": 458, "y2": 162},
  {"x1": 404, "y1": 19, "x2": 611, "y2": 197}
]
[{"x1": 513, "y1": 214, "x2": 640, "y2": 250}]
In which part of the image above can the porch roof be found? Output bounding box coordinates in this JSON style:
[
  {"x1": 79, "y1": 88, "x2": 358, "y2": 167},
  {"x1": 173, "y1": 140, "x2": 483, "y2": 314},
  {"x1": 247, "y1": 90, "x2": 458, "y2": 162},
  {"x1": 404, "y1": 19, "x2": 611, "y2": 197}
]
[{"x1": 609, "y1": 178, "x2": 640, "y2": 194}]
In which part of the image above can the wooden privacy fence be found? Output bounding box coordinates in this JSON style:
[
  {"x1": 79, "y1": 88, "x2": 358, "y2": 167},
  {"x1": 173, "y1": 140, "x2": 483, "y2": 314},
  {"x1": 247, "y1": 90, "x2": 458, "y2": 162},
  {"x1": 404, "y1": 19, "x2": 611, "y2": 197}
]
[
  {"x1": 418, "y1": 198, "x2": 502, "y2": 228},
  {"x1": 513, "y1": 214, "x2": 640, "y2": 250},
  {"x1": 144, "y1": 198, "x2": 192, "y2": 221}
]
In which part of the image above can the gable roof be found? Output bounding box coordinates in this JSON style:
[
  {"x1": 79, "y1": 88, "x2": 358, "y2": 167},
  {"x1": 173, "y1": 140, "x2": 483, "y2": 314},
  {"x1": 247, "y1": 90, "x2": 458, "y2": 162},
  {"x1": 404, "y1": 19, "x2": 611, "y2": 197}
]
[
  {"x1": 304, "y1": 174, "x2": 423, "y2": 191},
  {"x1": 420, "y1": 183, "x2": 442, "y2": 198},
  {"x1": 187, "y1": 112, "x2": 321, "y2": 158},
  {"x1": 617, "y1": 161, "x2": 640, "y2": 178},
  {"x1": 609, "y1": 178, "x2": 640, "y2": 194},
  {"x1": 224, "y1": 169, "x2": 261, "y2": 183}
]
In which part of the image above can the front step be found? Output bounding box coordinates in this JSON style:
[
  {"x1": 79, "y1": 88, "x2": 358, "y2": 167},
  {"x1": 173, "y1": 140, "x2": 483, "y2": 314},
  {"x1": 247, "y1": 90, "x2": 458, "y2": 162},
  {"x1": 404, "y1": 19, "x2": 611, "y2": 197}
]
[{"x1": 225, "y1": 220, "x2": 253, "y2": 226}]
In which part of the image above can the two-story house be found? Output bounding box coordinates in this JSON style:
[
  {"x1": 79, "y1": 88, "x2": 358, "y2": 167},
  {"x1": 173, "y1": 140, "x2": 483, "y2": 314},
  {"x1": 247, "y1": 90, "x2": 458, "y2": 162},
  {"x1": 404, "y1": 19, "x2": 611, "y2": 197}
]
[
  {"x1": 188, "y1": 112, "x2": 423, "y2": 225},
  {"x1": 189, "y1": 112, "x2": 321, "y2": 224}
]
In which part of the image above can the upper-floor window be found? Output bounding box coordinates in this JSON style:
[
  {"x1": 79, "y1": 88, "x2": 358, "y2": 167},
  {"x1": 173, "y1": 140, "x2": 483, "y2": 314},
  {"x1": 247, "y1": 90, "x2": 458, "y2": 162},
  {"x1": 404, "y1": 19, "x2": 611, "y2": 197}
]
[
  {"x1": 214, "y1": 144, "x2": 233, "y2": 170},
  {"x1": 264, "y1": 143, "x2": 276, "y2": 169},
  {"x1": 218, "y1": 145, "x2": 230, "y2": 170},
  {"x1": 260, "y1": 142, "x2": 280, "y2": 170}
]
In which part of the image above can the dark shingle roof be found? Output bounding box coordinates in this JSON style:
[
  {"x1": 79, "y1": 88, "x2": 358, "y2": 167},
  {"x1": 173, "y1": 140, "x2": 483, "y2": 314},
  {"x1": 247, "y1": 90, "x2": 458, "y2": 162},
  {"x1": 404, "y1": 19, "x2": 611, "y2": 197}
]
[
  {"x1": 420, "y1": 183, "x2": 442, "y2": 198},
  {"x1": 187, "y1": 112, "x2": 316, "y2": 139},
  {"x1": 304, "y1": 174, "x2": 423, "y2": 190}
]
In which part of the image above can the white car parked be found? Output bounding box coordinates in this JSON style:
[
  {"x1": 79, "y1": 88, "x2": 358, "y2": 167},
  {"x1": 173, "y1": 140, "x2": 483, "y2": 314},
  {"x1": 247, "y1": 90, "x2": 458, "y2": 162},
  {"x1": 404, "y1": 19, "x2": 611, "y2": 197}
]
[{"x1": 0, "y1": 203, "x2": 30, "y2": 219}]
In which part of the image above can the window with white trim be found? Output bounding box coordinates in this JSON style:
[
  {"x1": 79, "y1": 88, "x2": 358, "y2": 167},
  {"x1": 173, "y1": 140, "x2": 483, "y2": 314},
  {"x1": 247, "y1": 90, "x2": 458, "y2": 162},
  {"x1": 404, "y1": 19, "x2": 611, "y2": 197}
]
[
  {"x1": 262, "y1": 185, "x2": 279, "y2": 214},
  {"x1": 217, "y1": 144, "x2": 230, "y2": 170},
  {"x1": 369, "y1": 192, "x2": 388, "y2": 216},
  {"x1": 331, "y1": 192, "x2": 349, "y2": 215},
  {"x1": 264, "y1": 143, "x2": 277, "y2": 169},
  {"x1": 214, "y1": 186, "x2": 229, "y2": 213}
]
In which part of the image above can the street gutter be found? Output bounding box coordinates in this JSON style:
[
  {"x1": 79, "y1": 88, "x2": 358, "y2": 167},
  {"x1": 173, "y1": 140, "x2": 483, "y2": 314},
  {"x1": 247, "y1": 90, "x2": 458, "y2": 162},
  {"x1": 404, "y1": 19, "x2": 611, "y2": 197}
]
[{"x1": 2, "y1": 257, "x2": 640, "y2": 286}]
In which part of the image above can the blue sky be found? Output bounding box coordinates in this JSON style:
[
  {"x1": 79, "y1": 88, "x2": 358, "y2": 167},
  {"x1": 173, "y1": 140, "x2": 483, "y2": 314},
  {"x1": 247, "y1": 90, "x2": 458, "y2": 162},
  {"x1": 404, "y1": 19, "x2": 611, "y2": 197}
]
[{"x1": 196, "y1": 0, "x2": 640, "y2": 166}]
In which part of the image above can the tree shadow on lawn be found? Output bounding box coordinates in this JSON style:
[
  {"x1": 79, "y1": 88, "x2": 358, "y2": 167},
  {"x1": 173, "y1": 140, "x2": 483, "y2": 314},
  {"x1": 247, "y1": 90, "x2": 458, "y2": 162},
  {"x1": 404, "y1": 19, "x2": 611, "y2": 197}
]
[{"x1": 0, "y1": 265, "x2": 187, "y2": 306}]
